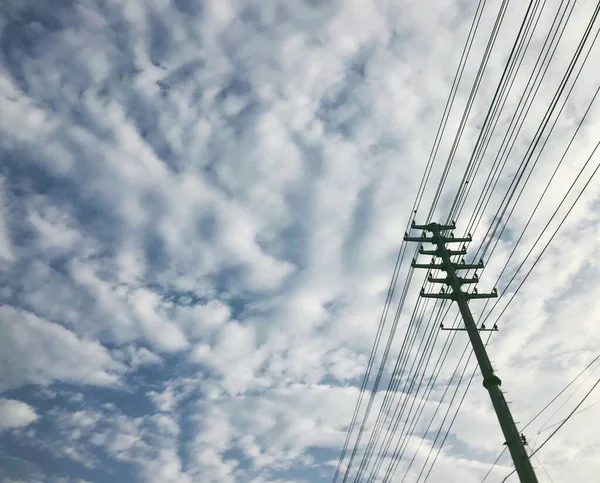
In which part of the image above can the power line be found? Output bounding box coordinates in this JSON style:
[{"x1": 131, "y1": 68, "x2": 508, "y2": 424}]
[
  {"x1": 428, "y1": 0, "x2": 513, "y2": 222},
  {"x1": 533, "y1": 354, "x2": 600, "y2": 448},
  {"x1": 460, "y1": 0, "x2": 577, "y2": 238},
  {"x1": 367, "y1": 301, "x2": 447, "y2": 482},
  {"x1": 331, "y1": 240, "x2": 406, "y2": 483},
  {"x1": 334, "y1": 5, "x2": 492, "y2": 465},
  {"x1": 423, "y1": 348, "x2": 479, "y2": 482},
  {"x1": 478, "y1": 0, "x2": 599, "y2": 261},
  {"x1": 531, "y1": 453, "x2": 555, "y2": 483},
  {"x1": 477, "y1": 136, "x2": 600, "y2": 480},
  {"x1": 446, "y1": 0, "x2": 547, "y2": 225},
  {"x1": 415, "y1": 28, "x2": 600, "y2": 481},
  {"x1": 338, "y1": 1, "x2": 600, "y2": 481},
  {"x1": 481, "y1": 353, "x2": 600, "y2": 481},
  {"x1": 338, "y1": 265, "x2": 417, "y2": 483},
  {"x1": 375, "y1": 2, "x2": 550, "y2": 479},
  {"x1": 478, "y1": 11, "x2": 600, "y2": 329},
  {"x1": 376, "y1": 304, "x2": 450, "y2": 481},
  {"x1": 502, "y1": 378, "x2": 600, "y2": 482},
  {"x1": 402, "y1": 0, "x2": 587, "y2": 479},
  {"x1": 353, "y1": 295, "x2": 432, "y2": 481},
  {"x1": 539, "y1": 399, "x2": 600, "y2": 433}
]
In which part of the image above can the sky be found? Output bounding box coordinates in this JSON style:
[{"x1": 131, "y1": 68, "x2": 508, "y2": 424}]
[{"x1": 1, "y1": 0, "x2": 600, "y2": 482}]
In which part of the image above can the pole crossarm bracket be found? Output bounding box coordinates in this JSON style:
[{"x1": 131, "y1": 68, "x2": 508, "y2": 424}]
[
  {"x1": 420, "y1": 287, "x2": 497, "y2": 300},
  {"x1": 411, "y1": 220, "x2": 456, "y2": 231},
  {"x1": 440, "y1": 323, "x2": 499, "y2": 332},
  {"x1": 419, "y1": 246, "x2": 467, "y2": 257},
  {"x1": 420, "y1": 289, "x2": 455, "y2": 300},
  {"x1": 428, "y1": 274, "x2": 479, "y2": 285},
  {"x1": 411, "y1": 260, "x2": 484, "y2": 271},
  {"x1": 466, "y1": 288, "x2": 498, "y2": 299},
  {"x1": 404, "y1": 234, "x2": 473, "y2": 243}
]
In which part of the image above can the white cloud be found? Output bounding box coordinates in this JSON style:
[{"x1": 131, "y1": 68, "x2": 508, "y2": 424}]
[
  {"x1": 26, "y1": 200, "x2": 82, "y2": 254},
  {"x1": 113, "y1": 345, "x2": 163, "y2": 369},
  {"x1": 127, "y1": 288, "x2": 189, "y2": 352},
  {"x1": 0, "y1": 306, "x2": 125, "y2": 390},
  {"x1": 142, "y1": 449, "x2": 192, "y2": 483},
  {"x1": 0, "y1": 399, "x2": 38, "y2": 430}
]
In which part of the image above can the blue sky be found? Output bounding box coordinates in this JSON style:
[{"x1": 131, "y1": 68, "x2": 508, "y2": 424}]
[{"x1": 1, "y1": 0, "x2": 600, "y2": 482}]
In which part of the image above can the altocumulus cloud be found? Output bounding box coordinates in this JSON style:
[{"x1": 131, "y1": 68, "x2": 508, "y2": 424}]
[
  {"x1": 0, "y1": 399, "x2": 38, "y2": 430},
  {"x1": 1, "y1": 0, "x2": 600, "y2": 482}
]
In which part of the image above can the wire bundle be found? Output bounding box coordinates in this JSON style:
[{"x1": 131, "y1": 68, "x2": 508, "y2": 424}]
[{"x1": 333, "y1": 0, "x2": 600, "y2": 481}]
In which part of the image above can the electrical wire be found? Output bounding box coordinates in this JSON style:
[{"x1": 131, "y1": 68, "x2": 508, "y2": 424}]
[
  {"x1": 427, "y1": 0, "x2": 513, "y2": 222},
  {"x1": 475, "y1": 5, "x2": 600, "y2": 328},
  {"x1": 476, "y1": 136, "x2": 600, "y2": 483},
  {"x1": 423, "y1": 348, "x2": 479, "y2": 482},
  {"x1": 477, "y1": 0, "x2": 599, "y2": 261},
  {"x1": 484, "y1": 136, "x2": 600, "y2": 331},
  {"x1": 539, "y1": 399, "x2": 600, "y2": 433},
  {"x1": 365, "y1": 301, "x2": 448, "y2": 482},
  {"x1": 533, "y1": 354, "x2": 600, "y2": 447},
  {"x1": 380, "y1": 1, "x2": 568, "y2": 479},
  {"x1": 478, "y1": 136, "x2": 600, "y2": 480},
  {"x1": 369, "y1": 2, "x2": 547, "y2": 478},
  {"x1": 404, "y1": 10, "x2": 600, "y2": 479},
  {"x1": 501, "y1": 378, "x2": 600, "y2": 481},
  {"x1": 532, "y1": 453, "x2": 555, "y2": 483},
  {"x1": 333, "y1": 0, "x2": 494, "y2": 470},
  {"x1": 338, "y1": 265, "x2": 418, "y2": 483},
  {"x1": 458, "y1": 0, "x2": 576, "y2": 236},
  {"x1": 342, "y1": 1, "x2": 600, "y2": 481},
  {"x1": 383, "y1": 7, "x2": 554, "y2": 476},
  {"x1": 375, "y1": 306, "x2": 451, "y2": 481},
  {"x1": 445, "y1": 0, "x2": 547, "y2": 225},
  {"x1": 331, "y1": 241, "x2": 407, "y2": 483},
  {"x1": 415, "y1": 342, "x2": 476, "y2": 482},
  {"x1": 352, "y1": 294, "x2": 432, "y2": 481}
]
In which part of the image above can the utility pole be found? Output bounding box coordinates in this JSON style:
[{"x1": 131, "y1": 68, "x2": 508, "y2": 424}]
[{"x1": 405, "y1": 221, "x2": 538, "y2": 483}]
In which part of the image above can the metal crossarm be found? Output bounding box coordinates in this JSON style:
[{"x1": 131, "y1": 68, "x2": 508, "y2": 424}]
[
  {"x1": 419, "y1": 246, "x2": 467, "y2": 256},
  {"x1": 428, "y1": 274, "x2": 480, "y2": 285},
  {"x1": 404, "y1": 234, "x2": 473, "y2": 243},
  {"x1": 411, "y1": 260, "x2": 484, "y2": 270},
  {"x1": 420, "y1": 288, "x2": 496, "y2": 301},
  {"x1": 441, "y1": 325, "x2": 499, "y2": 332},
  {"x1": 411, "y1": 220, "x2": 456, "y2": 231}
]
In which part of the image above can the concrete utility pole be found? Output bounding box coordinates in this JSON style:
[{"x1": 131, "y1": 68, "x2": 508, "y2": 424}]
[{"x1": 405, "y1": 221, "x2": 538, "y2": 483}]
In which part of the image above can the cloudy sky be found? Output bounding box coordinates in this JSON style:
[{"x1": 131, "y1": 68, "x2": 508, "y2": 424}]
[{"x1": 1, "y1": 0, "x2": 600, "y2": 482}]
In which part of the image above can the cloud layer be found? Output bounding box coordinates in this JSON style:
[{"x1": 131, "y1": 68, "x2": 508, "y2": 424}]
[{"x1": 1, "y1": 0, "x2": 600, "y2": 482}]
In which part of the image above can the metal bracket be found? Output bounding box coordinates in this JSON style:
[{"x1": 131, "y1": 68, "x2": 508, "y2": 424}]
[
  {"x1": 404, "y1": 234, "x2": 473, "y2": 244},
  {"x1": 419, "y1": 246, "x2": 467, "y2": 257},
  {"x1": 411, "y1": 259, "x2": 483, "y2": 270},
  {"x1": 428, "y1": 274, "x2": 479, "y2": 285},
  {"x1": 440, "y1": 323, "x2": 499, "y2": 332},
  {"x1": 465, "y1": 288, "x2": 498, "y2": 299},
  {"x1": 411, "y1": 220, "x2": 456, "y2": 231},
  {"x1": 421, "y1": 287, "x2": 497, "y2": 300}
]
